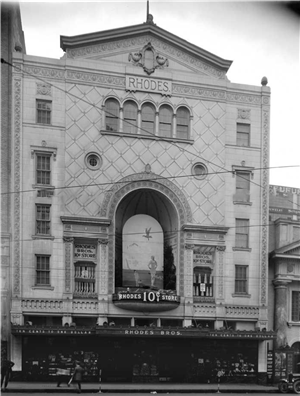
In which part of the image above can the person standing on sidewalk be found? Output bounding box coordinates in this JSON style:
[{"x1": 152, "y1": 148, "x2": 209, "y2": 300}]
[
  {"x1": 71, "y1": 361, "x2": 85, "y2": 394},
  {"x1": 1, "y1": 360, "x2": 14, "y2": 392}
]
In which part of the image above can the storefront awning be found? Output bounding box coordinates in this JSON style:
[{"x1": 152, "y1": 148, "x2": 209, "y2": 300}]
[{"x1": 11, "y1": 324, "x2": 276, "y2": 340}]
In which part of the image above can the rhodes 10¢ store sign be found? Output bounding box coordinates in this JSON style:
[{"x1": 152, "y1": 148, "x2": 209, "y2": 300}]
[{"x1": 113, "y1": 290, "x2": 180, "y2": 312}]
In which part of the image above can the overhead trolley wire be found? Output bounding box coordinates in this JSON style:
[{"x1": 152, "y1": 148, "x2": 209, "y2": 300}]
[{"x1": 2, "y1": 57, "x2": 300, "y2": 209}]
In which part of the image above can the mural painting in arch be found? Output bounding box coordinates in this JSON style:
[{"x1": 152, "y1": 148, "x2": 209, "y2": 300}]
[{"x1": 123, "y1": 214, "x2": 163, "y2": 289}]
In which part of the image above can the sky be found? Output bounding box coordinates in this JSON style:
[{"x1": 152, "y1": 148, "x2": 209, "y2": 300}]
[{"x1": 17, "y1": 1, "x2": 300, "y2": 188}]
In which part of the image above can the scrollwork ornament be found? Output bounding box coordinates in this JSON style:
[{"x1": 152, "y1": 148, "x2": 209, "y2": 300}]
[
  {"x1": 98, "y1": 238, "x2": 108, "y2": 245},
  {"x1": 185, "y1": 244, "x2": 195, "y2": 250}
]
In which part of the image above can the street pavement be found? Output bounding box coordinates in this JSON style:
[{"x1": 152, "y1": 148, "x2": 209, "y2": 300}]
[{"x1": 2, "y1": 381, "x2": 279, "y2": 393}]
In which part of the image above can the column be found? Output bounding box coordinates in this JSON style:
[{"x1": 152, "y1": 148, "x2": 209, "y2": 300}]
[
  {"x1": 184, "y1": 244, "x2": 194, "y2": 299},
  {"x1": 137, "y1": 109, "x2": 141, "y2": 135},
  {"x1": 98, "y1": 238, "x2": 108, "y2": 296},
  {"x1": 155, "y1": 111, "x2": 159, "y2": 136},
  {"x1": 63, "y1": 237, "x2": 74, "y2": 294},
  {"x1": 216, "y1": 246, "x2": 226, "y2": 301},
  {"x1": 273, "y1": 280, "x2": 290, "y2": 348},
  {"x1": 119, "y1": 107, "x2": 123, "y2": 132}
]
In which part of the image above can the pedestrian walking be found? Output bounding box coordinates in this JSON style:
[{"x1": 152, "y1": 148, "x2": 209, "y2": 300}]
[
  {"x1": 56, "y1": 363, "x2": 71, "y2": 387},
  {"x1": 1, "y1": 360, "x2": 14, "y2": 391},
  {"x1": 70, "y1": 361, "x2": 85, "y2": 394}
]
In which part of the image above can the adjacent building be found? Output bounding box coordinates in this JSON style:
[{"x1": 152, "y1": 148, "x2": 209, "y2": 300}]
[
  {"x1": 1, "y1": 1, "x2": 26, "y2": 362},
  {"x1": 6, "y1": 8, "x2": 274, "y2": 383},
  {"x1": 268, "y1": 185, "x2": 300, "y2": 378}
]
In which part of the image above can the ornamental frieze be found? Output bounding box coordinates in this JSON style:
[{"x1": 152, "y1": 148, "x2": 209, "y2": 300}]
[
  {"x1": 227, "y1": 92, "x2": 261, "y2": 105},
  {"x1": 66, "y1": 70, "x2": 125, "y2": 87},
  {"x1": 24, "y1": 66, "x2": 64, "y2": 79},
  {"x1": 173, "y1": 84, "x2": 225, "y2": 100}
]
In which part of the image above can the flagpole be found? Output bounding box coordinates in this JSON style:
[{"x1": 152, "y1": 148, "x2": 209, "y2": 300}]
[{"x1": 147, "y1": 0, "x2": 149, "y2": 21}]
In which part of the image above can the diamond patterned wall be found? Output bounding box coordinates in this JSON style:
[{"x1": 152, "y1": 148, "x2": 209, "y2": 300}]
[{"x1": 62, "y1": 83, "x2": 226, "y2": 226}]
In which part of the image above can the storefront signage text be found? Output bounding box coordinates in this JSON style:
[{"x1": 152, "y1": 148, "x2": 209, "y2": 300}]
[
  {"x1": 116, "y1": 291, "x2": 180, "y2": 303},
  {"x1": 126, "y1": 76, "x2": 172, "y2": 96},
  {"x1": 74, "y1": 244, "x2": 96, "y2": 259},
  {"x1": 270, "y1": 185, "x2": 300, "y2": 195},
  {"x1": 124, "y1": 329, "x2": 182, "y2": 336},
  {"x1": 269, "y1": 207, "x2": 300, "y2": 216},
  {"x1": 193, "y1": 253, "x2": 213, "y2": 266}
]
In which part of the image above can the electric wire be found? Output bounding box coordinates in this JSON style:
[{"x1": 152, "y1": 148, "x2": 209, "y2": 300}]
[{"x1": 1, "y1": 57, "x2": 300, "y2": 213}]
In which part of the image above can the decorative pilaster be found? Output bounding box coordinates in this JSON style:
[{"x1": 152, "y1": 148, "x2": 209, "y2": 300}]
[
  {"x1": 273, "y1": 280, "x2": 290, "y2": 348},
  {"x1": 98, "y1": 238, "x2": 108, "y2": 295},
  {"x1": 260, "y1": 82, "x2": 270, "y2": 306},
  {"x1": 216, "y1": 246, "x2": 226, "y2": 300},
  {"x1": 184, "y1": 244, "x2": 194, "y2": 298},
  {"x1": 63, "y1": 237, "x2": 74, "y2": 293},
  {"x1": 13, "y1": 77, "x2": 22, "y2": 296}
]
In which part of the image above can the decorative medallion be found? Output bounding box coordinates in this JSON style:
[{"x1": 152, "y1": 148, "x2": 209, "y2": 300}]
[{"x1": 128, "y1": 42, "x2": 169, "y2": 75}]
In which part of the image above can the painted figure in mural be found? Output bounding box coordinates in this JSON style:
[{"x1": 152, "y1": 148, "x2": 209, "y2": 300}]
[
  {"x1": 134, "y1": 270, "x2": 141, "y2": 287},
  {"x1": 1, "y1": 360, "x2": 14, "y2": 391},
  {"x1": 148, "y1": 256, "x2": 158, "y2": 287}
]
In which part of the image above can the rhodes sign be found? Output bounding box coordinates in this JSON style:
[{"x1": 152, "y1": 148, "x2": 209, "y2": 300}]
[{"x1": 112, "y1": 290, "x2": 180, "y2": 312}]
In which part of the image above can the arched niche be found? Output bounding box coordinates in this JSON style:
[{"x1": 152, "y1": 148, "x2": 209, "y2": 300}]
[{"x1": 100, "y1": 172, "x2": 192, "y2": 295}]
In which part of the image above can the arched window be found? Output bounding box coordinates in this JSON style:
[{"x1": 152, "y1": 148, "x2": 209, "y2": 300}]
[
  {"x1": 123, "y1": 101, "x2": 138, "y2": 134},
  {"x1": 176, "y1": 107, "x2": 189, "y2": 139},
  {"x1": 159, "y1": 105, "x2": 173, "y2": 138},
  {"x1": 141, "y1": 103, "x2": 155, "y2": 135},
  {"x1": 105, "y1": 99, "x2": 119, "y2": 132}
]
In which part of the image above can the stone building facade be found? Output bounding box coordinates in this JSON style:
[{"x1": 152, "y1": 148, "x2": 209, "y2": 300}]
[
  {"x1": 268, "y1": 185, "x2": 300, "y2": 377},
  {"x1": 1, "y1": 2, "x2": 26, "y2": 362},
  {"x1": 7, "y1": 12, "x2": 274, "y2": 382}
]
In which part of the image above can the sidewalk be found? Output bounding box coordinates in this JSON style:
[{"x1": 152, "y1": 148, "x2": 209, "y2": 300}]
[{"x1": 5, "y1": 381, "x2": 279, "y2": 393}]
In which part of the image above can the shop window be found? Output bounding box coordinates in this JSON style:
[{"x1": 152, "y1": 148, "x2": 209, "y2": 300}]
[
  {"x1": 235, "y1": 265, "x2": 248, "y2": 294},
  {"x1": 235, "y1": 218, "x2": 249, "y2": 249},
  {"x1": 176, "y1": 107, "x2": 189, "y2": 139},
  {"x1": 159, "y1": 105, "x2": 172, "y2": 138},
  {"x1": 36, "y1": 100, "x2": 51, "y2": 124},
  {"x1": 74, "y1": 262, "x2": 96, "y2": 297},
  {"x1": 36, "y1": 255, "x2": 50, "y2": 286},
  {"x1": 36, "y1": 204, "x2": 51, "y2": 235},
  {"x1": 123, "y1": 101, "x2": 138, "y2": 134},
  {"x1": 105, "y1": 98, "x2": 119, "y2": 131},
  {"x1": 193, "y1": 267, "x2": 213, "y2": 297},
  {"x1": 237, "y1": 123, "x2": 250, "y2": 146},
  {"x1": 141, "y1": 103, "x2": 155, "y2": 135},
  {"x1": 235, "y1": 172, "x2": 250, "y2": 202},
  {"x1": 73, "y1": 243, "x2": 97, "y2": 298},
  {"x1": 292, "y1": 291, "x2": 300, "y2": 321}
]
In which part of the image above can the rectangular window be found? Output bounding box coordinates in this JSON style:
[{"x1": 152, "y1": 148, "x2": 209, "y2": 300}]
[
  {"x1": 235, "y1": 172, "x2": 250, "y2": 202},
  {"x1": 237, "y1": 123, "x2": 250, "y2": 146},
  {"x1": 36, "y1": 255, "x2": 50, "y2": 285},
  {"x1": 37, "y1": 100, "x2": 51, "y2": 124},
  {"x1": 193, "y1": 268, "x2": 213, "y2": 297},
  {"x1": 235, "y1": 265, "x2": 248, "y2": 294},
  {"x1": 292, "y1": 291, "x2": 300, "y2": 321},
  {"x1": 36, "y1": 154, "x2": 51, "y2": 185},
  {"x1": 36, "y1": 204, "x2": 51, "y2": 235},
  {"x1": 235, "y1": 218, "x2": 249, "y2": 248},
  {"x1": 293, "y1": 226, "x2": 300, "y2": 241},
  {"x1": 74, "y1": 263, "x2": 96, "y2": 298}
]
